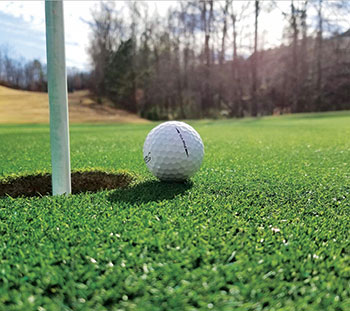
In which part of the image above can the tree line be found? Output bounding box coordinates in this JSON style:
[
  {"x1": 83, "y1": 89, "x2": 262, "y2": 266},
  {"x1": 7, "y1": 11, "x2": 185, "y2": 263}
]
[
  {"x1": 1, "y1": 1, "x2": 349, "y2": 120},
  {"x1": 0, "y1": 47, "x2": 89, "y2": 92},
  {"x1": 88, "y1": 0, "x2": 350, "y2": 119}
]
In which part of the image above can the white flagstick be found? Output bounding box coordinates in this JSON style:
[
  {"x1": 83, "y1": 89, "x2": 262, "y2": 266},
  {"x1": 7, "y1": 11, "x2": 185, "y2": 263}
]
[{"x1": 45, "y1": 0, "x2": 71, "y2": 195}]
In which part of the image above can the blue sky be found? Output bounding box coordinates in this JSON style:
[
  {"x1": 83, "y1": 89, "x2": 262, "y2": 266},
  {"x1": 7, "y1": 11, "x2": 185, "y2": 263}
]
[
  {"x1": 0, "y1": 1, "x2": 176, "y2": 70},
  {"x1": 0, "y1": 1, "x2": 106, "y2": 70},
  {"x1": 0, "y1": 0, "x2": 283, "y2": 71},
  {"x1": 0, "y1": 11, "x2": 46, "y2": 62}
]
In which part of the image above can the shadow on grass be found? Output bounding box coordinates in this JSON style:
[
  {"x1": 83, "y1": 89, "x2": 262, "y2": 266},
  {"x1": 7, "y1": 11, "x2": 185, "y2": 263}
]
[{"x1": 108, "y1": 180, "x2": 193, "y2": 204}]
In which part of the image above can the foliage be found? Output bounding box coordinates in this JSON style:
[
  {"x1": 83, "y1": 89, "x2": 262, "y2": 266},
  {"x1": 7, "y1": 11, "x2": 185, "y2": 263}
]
[
  {"x1": 1, "y1": 1, "x2": 349, "y2": 119},
  {"x1": 88, "y1": 1, "x2": 350, "y2": 120},
  {"x1": 105, "y1": 39, "x2": 137, "y2": 113},
  {"x1": 1, "y1": 112, "x2": 350, "y2": 310}
]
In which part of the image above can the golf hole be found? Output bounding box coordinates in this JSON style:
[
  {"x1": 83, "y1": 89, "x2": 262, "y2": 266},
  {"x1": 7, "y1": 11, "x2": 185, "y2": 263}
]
[{"x1": 0, "y1": 170, "x2": 134, "y2": 198}]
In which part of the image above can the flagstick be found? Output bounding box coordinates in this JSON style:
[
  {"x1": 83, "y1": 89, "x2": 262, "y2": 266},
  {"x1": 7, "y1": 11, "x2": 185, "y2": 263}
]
[{"x1": 45, "y1": 0, "x2": 71, "y2": 195}]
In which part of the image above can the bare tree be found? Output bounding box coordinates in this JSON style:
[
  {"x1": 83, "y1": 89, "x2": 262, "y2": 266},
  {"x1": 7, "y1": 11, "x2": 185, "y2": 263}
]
[
  {"x1": 201, "y1": 0, "x2": 214, "y2": 115},
  {"x1": 316, "y1": 0, "x2": 323, "y2": 96},
  {"x1": 84, "y1": 0, "x2": 350, "y2": 119},
  {"x1": 88, "y1": 2, "x2": 124, "y2": 101},
  {"x1": 298, "y1": 0, "x2": 309, "y2": 112},
  {"x1": 220, "y1": 1, "x2": 230, "y2": 66},
  {"x1": 290, "y1": 0, "x2": 299, "y2": 112},
  {"x1": 251, "y1": 0, "x2": 260, "y2": 117}
]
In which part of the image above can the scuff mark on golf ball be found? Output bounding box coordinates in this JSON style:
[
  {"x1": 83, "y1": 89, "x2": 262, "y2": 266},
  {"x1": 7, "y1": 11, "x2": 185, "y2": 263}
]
[{"x1": 175, "y1": 127, "x2": 189, "y2": 157}]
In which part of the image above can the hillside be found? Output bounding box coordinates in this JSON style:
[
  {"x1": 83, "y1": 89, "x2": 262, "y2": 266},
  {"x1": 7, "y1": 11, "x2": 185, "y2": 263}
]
[{"x1": 0, "y1": 86, "x2": 148, "y2": 124}]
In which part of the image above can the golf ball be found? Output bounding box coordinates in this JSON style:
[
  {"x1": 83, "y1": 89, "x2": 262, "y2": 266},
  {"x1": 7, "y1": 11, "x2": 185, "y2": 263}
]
[{"x1": 143, "y1": 121, "x2": 204, "y2": 181}]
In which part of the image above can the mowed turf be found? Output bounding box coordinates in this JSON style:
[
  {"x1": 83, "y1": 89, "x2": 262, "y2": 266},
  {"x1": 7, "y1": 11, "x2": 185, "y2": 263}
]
[{"x1": 1, "y1": 112, "x2": 350, "y2": 311}]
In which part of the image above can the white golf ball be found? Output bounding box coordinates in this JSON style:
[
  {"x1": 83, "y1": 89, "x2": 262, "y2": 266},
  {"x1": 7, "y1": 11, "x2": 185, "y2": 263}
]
[{"x1": 143, "y1": 121, "x2": 204, "y2": 181}]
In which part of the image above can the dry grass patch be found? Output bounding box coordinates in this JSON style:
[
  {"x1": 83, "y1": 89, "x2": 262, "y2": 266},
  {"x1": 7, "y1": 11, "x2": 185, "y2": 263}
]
[{"x1": 0, "y1": 85, "x2": 148, "y2": 124}]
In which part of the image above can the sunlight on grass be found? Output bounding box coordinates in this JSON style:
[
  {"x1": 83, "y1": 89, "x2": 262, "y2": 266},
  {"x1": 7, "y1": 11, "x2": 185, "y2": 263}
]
[{"x1": 0, "y1": 112, "x2": 350, "y2": 310}]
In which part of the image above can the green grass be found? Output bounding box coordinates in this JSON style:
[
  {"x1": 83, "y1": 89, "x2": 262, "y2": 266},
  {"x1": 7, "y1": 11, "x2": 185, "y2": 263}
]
[{"x1": 1, "y1": 111, "x2": 350, "y2": 311}]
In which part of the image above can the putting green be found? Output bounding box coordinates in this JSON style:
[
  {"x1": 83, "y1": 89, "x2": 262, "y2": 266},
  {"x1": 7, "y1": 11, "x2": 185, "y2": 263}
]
[{"x1": 1, "y1": 112, "x2": 350, "y2": 310}]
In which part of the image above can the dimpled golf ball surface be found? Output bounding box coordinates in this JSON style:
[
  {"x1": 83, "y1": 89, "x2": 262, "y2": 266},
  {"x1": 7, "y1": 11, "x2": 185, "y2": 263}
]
[{"x1": 143, "y1": 121, "x2": 204, "y2": 181}]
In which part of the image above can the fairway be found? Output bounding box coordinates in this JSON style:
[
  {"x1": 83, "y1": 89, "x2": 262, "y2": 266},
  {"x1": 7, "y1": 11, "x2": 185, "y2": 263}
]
[{"x1": 1, "y1": 112, "x2": 350, "y2": 310}]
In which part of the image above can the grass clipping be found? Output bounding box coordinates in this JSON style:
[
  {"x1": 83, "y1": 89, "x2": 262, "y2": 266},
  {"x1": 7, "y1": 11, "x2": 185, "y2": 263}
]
[{"x1": 0, "y1": 169, "x2": 134, "y2": 198}]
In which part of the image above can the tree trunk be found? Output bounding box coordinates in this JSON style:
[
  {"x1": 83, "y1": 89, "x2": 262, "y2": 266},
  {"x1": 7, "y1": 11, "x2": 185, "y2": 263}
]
[
  {"x1": 201, "y1": 0, "x2": 214, "y2": 116},
  {"x1": 299, "y1": 0, "x2": 309, "y2": 112},
  {"x1": 220, "y1": 1, "x2": 229, "y2": 66},
  {"x1": 316, "y1": 0, "x2": 323, "y2": 99},
  {"x1": 291, "y1": 0, "x2": 299, "y2": 112},
  {"x1": 251, "y1": 0, "x2": 259, "y2": 117}
]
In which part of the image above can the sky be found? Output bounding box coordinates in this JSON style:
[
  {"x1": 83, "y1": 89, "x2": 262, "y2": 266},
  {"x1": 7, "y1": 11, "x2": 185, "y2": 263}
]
[
  {"x1": 0, "y1": 1, "x2": 103, "y2": 70},
  {"x1": 0, "y1": 1, "x2": 182, "y2": 70},
  {"x1": 1, "y1": 1, "x2": 346, "y2": 71}
]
